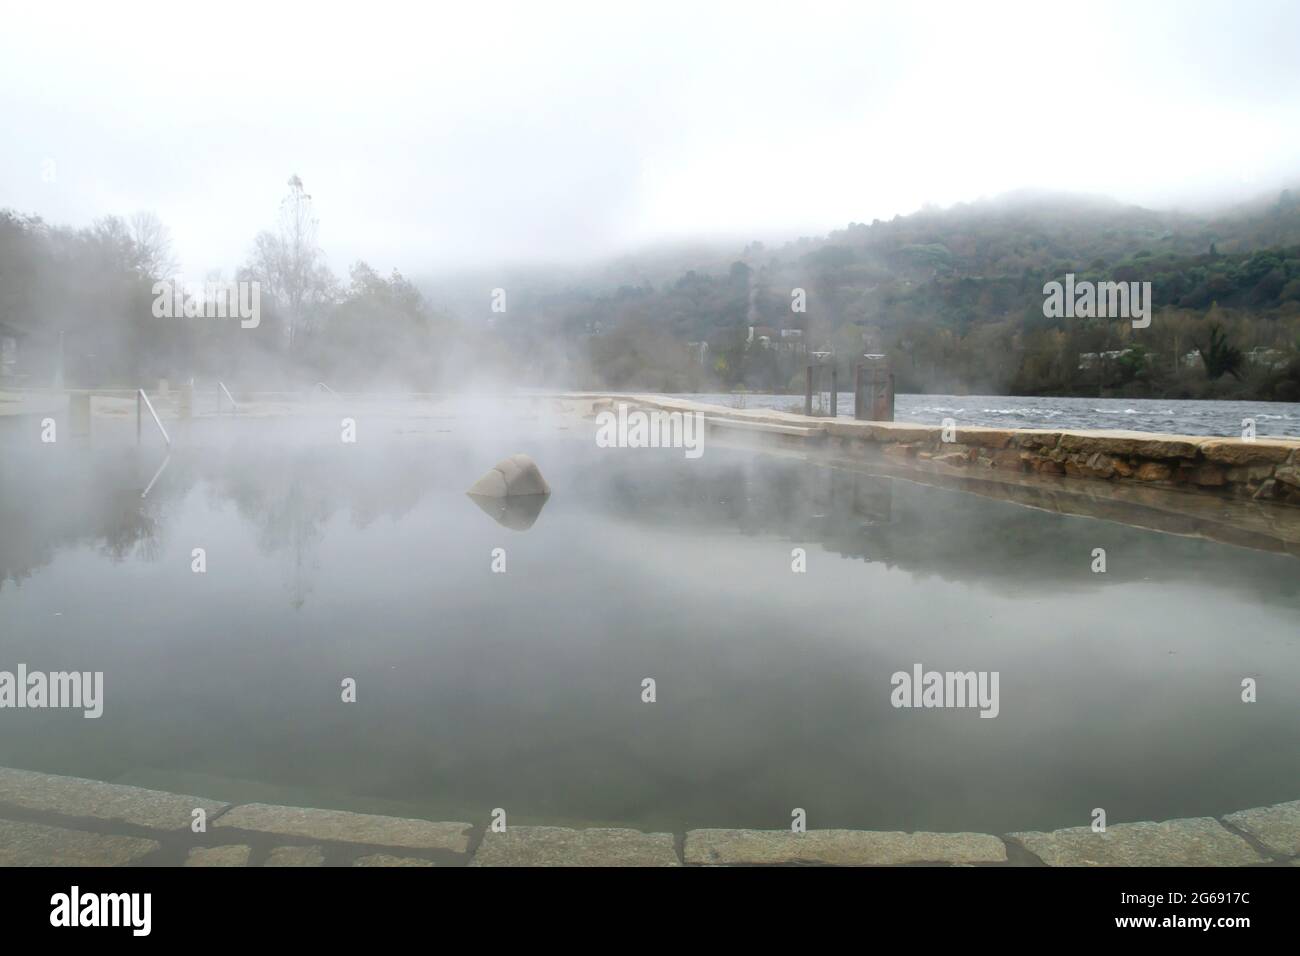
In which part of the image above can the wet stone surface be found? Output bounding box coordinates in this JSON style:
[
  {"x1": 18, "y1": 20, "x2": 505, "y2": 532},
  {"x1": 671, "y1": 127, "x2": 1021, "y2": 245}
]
[
  {"x1": 0, "y1": 767, "x2": 227, "y2": 831},
  {"x1": 0, "y1": 819, "x2": 159, "y2": 866},
  {"x1": 685, "y1": 828, "x2": 1007, "y2": 866},
  {"x1": 1223, "y1": 801, "x2": 1300, "y2": 858},
  {"x1": 472, "y1": 827, "x2": 679, "y2": 866},
  {"x1": 184, "y1": 845, "x2": 251, "y2": 867},
  {"x1": 215, "y1": 803, "x2": 472, "y2": 853},
  {"x1": 1008, "y1": 818, "x2": 1265, "y2": 866},
  {"x1": 264, "y1": 845, "x2": 326, "y2": 867},
  {"x1": 352, "y1": 853, "x2": 436, "y2": 867}
]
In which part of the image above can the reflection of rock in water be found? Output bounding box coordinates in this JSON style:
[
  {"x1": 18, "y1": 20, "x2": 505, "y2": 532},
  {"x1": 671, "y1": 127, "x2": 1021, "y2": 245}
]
[
  {"x1": 466, "y1": 453, "x2": 551, "y2": 530},
  {"x1": 467, "y1": 492, "x2": 550, "y2": 531}
]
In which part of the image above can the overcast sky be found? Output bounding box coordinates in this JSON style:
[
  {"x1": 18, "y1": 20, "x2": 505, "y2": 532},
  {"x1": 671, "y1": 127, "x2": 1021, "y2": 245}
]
[{"x1": 2, "y1": 0, "x2": 1299, "y2": 280}]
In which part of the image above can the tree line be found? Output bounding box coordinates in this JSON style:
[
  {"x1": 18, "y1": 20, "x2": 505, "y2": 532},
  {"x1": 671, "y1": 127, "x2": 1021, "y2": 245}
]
[{"x1": 3, "y1": 183, "x2": 1300, "y2": 400}]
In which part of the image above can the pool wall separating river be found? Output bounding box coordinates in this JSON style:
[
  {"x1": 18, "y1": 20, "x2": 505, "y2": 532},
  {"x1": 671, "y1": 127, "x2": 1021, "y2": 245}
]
[{"x1": 580, "y1": 394, "x2": 1300, "y2": 508}]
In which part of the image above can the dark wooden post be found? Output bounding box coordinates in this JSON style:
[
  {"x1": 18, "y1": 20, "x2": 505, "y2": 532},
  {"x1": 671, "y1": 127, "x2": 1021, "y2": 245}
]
[
  {"x1": 872, "y1": 369, "x2": 896, "y2": 422},
  {"x1": 828, "y1": 366, "x2": 838, "y2": 417},
  {"x1": 854, "y1": 361, "x2": 896, "y2": 421},
  {"x1": 805, "y1": 364, "x2": 814, "y2": 417}
]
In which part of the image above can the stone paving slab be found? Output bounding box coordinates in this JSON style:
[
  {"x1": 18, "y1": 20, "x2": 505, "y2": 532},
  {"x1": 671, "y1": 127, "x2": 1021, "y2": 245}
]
[
  {"x1": 0, "y1": 819, "x2": 159, "y2": 866},
  {"x1": 265, "y1": 845, "x2": 326, "y2": 866},
  {"x1": 215, "y1": 803, "x2": 471, "y2": 853},
  {"x1": 472, "y1": 827, "x2": 679, "y2": 866},
  {"x1": 685, "y1": 828, "x2": 1007, "y2": 866},
  {"x1": 184, "y1": 845, "x2": 251, "y2": 867},
  {"x1": 1008, "y1": 818, "x2": 1266, "y2": 866},
  {"x1": 0, "y1": 767, "x2": 227, "y2": 831},
  {"x1": 1223, "y1": 801, "x2": 1300, "y2": 858},
  {"x1": 353, "y1": 853, "x2": 436, "y2": 867}
]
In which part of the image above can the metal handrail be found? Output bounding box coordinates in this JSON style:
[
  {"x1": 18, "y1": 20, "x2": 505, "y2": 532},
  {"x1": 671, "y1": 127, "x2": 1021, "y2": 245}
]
[
  {"x1": 141, "y1": 453, "x2": 171, "y2": 499},
  {"x1": 136, "y1": 389, "x2": 171, "y2": 446},
  {"x1": 217, "y1": 381, "x2": 238, "y2": 413},
  {"x1": 315, "y1": 382, "x2": 338, "y2": 397}
]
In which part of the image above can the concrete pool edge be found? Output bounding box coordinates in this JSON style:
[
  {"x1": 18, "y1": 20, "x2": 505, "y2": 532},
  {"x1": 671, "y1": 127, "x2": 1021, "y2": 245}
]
[
  {"x1": 559, "y1": 393, "x2": 1300, "y2": 554},
  {"x1": 571, "y1": 393, "x2": 1300, "y2": 505},
  {"x1": 0, "y1": 767, "x2": 1295, "y2": 867}
]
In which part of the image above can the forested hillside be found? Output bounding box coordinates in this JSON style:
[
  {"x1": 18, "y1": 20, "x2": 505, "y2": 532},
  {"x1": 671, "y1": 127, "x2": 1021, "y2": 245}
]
[
  {"x1": 478, "y1": 189, "x2": 1300, "y2": 400},
  {"x1": 4, "y1": 186, "x2": 1300, "y2": 400}
]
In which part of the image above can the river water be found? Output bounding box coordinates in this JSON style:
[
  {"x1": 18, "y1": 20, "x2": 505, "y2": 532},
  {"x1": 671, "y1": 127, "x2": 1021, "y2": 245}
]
[{"x1": 672, "y1": 393, "x2": 1300, "y2": 437}]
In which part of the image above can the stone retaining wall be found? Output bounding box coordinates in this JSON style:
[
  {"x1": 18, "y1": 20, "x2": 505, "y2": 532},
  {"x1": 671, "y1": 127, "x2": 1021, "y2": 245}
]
[
  {"x1": 1, "y1": 767, "x2": 1295, "y2": 867},
  {"x1": 581, "y1": 395, "x2": 1300, "y2": 507}
]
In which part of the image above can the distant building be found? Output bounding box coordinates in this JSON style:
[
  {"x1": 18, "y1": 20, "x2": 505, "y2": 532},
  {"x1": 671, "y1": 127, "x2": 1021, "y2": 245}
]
[
  {"x1": 1077, "y1": 348, "x2": 1146, "y2": 370},
  {"x1": 1246, "y1": 346, "x2": 1288, "y2": 370},
  {"x1": 0, "y1": 320, "x2": 26, "y2": 381}
]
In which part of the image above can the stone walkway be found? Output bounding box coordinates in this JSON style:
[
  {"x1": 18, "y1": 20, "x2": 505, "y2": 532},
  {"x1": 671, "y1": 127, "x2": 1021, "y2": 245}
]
[{"x1": 0, "y1": 767, "x2": 1296, "y2": 866}]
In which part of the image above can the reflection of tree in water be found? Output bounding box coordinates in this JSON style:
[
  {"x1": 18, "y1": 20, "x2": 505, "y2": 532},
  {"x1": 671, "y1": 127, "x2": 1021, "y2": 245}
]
[
  {"x1": 1, "y1": 442, "x2": 442, "y2": 607},
  {"x1": 0, "y1": 449, "x2": 168, "y2": 588},
  {"x1": 101, "y1": 487, "x2": 164, "y2": 563},
  {"x1": 240, "y1": 476, "x2": 331, "y2": 610},
  {"x1": 591, "y1": 458, "x2": 893, "y2": 550},
  {"x1": 203, "y1": 452, "x2": 331, "y2": 609},
  {"x1": 580, "y1": 450, "x2": 1300, "y2": 604},
  {"x1": 205, "y1": 444, "x2": 442, "y2": 609}
]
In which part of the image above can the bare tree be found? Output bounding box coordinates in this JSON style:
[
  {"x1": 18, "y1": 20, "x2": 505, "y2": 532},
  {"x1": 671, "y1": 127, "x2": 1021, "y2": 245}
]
[
  {"x1": 129, "y1": 211, "x2": 178, "y2": 279},
  {"x1": 243, "y1": 175, "x2": 336, "y2": 347}
]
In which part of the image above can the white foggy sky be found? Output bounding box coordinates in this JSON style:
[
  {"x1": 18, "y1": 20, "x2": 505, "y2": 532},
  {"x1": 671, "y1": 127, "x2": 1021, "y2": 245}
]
[{"x1": 2, "y1": 0, "x2": 1299, "y2": 280}]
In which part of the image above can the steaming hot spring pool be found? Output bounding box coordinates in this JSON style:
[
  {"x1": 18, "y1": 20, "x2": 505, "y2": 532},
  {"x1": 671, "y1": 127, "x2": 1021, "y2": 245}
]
[{"x1": 1, "y1": 409, "x2": 1297, "y2": 835}]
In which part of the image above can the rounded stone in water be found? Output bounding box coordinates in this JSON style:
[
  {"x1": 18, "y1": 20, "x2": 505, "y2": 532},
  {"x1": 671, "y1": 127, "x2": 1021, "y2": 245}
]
[{"x1": 467, "y1": 453, "x2": 551, "y2": 498}]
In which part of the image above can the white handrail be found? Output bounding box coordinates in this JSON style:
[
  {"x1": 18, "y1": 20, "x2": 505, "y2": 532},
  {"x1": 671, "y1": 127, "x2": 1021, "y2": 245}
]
[
  {"x1": 140, "y1": 453, "x2": 170, "y2": 499},
  {"x1": 136, "y1": 389, "x2": 171, "y2": 446},
  {"x1": 217, "y1": 381, "x2": 238, "y2": 413}
]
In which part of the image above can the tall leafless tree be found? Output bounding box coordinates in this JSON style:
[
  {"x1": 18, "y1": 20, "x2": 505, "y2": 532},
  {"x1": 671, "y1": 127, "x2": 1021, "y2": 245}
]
[
  {"x1": 129, "y1": 211, "x2": 178, "y2": 279},
  {"x1": 243, "y1": 175, "x2": 336, "y2": 347}
]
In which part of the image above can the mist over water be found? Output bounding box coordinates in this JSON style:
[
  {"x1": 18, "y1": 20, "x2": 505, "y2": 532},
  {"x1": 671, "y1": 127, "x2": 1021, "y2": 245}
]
[
  {"x1": 2, "y1": 416, "x2": 1296, "y2": 833},
  {"x1": 0, "y1": 1, "x2": 1298, "y2": 890}
]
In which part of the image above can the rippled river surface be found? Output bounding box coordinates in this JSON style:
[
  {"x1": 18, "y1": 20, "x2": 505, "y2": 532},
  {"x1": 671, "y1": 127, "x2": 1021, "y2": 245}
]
[
  {"x1": 673, "y1": 393, "x2": 1300, "y2": 437},
  {"x1": 0, "y1": 411, "x2": 1296, "y2": 833}
]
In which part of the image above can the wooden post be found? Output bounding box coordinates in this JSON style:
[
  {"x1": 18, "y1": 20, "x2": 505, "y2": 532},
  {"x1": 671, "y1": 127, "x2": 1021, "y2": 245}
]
[
  {"x1": 854, "y1": 362, "x2": 896, "y2": 422},
  {"x1": 878, "y1": 369, "x2": 899, "y2": 421},
  {"x1": 805, "y1": 365, "x2": 814, "y2": 417},
  {"x1": 872, "y1": 370, "x2": 896, "y2": 422},
  {"x1": 828, "y1": 366, "x2": 838, "y2": 417}
]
